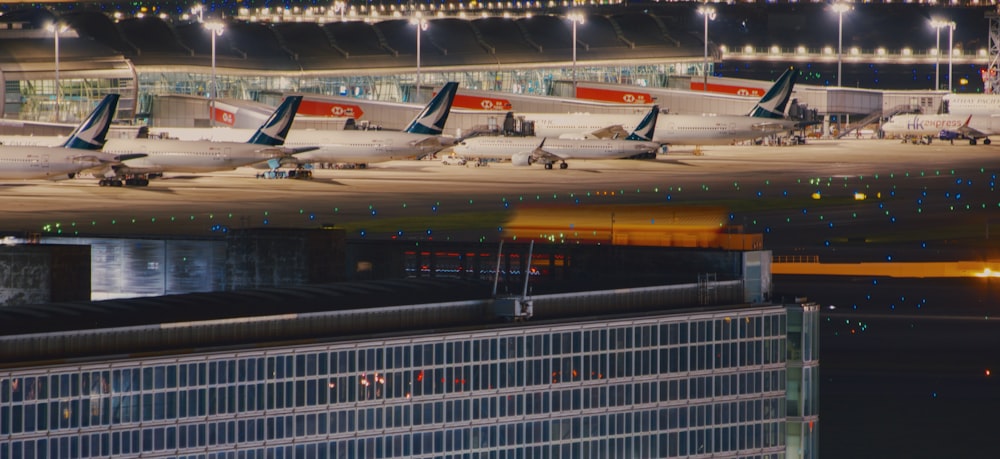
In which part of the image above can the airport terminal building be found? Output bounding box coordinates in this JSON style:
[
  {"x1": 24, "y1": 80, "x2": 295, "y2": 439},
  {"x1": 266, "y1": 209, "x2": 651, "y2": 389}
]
[{"x1": 0, "y1": 240, "x2": 819, "y2": 459}]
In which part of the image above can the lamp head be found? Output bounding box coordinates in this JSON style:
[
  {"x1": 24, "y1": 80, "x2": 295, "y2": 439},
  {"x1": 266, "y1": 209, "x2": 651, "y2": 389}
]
[{"x1": 204, "y1": 20, "x2": 225, "y2": 36}]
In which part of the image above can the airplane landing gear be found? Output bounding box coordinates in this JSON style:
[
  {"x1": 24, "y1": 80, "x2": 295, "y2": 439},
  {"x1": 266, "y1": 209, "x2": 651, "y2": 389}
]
[
  {"x1": 98, "y1": 178, "x2": 123, "y2": 187},
  {"x1": 559, "y1": 162, "x2": 568, "y2": 169},
  {"x1": 544, "y1": 163, "x2": 553, "y2": 170}
]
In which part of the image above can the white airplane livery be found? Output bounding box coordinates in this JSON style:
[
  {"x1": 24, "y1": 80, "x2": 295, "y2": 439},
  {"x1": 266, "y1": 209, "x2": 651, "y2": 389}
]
[
  {"x1": 881, "y1": 113, "x2": 999, "y2": 144},
  {"x1": 0, "y1": 94, "x2": 141, "y2": 181},
  {"x1": 287, "y1": 82, "x2": 459, "y2": 165},
  {"x1": 941, "y1": 94, "x2": 1000, "y2": 115},
  {"x1": 452, "y1": 105, "x2": 660, "y2": 169},
  {"x1": 520, "y1": 68, "x2": 801, "y2": 148},
  {"x1": 100, "y1": 96, "x2": 308, "y2": 186},
  {"x1": 149, "y1": 82, "x2": 460, "y2": 166}
]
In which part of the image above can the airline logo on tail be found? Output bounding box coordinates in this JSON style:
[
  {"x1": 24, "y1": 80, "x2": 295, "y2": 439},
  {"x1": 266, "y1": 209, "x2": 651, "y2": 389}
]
[
  {"x1": 61, "y1": 94, "x2": 119, "y2": 150},
  {"x1": 404, "y1": 82, "x2": 459, "y2": 135},
  {"x1": 248, "y1": 96, "x2": 304, "y2": 146},
  {"x1": 625, "y1": 105, "x2": 659, "y2": 141},
  {"x1": 746, "y1": 68, "x2": 799, "y2": 119}
]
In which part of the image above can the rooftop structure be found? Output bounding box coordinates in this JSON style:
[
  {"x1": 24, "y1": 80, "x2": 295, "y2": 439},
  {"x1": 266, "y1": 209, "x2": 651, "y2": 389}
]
[{"x1": 0, "y1": 238, "x2": 819, "y2": 459}]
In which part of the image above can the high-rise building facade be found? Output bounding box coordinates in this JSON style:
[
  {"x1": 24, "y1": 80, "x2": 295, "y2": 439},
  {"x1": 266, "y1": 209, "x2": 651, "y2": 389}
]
[{"x1": 0, "y1": 301, "x2": 817, "y2": 458}]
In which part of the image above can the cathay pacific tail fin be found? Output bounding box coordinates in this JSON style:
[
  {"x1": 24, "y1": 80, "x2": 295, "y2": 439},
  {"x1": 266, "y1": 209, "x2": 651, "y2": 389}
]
[
  {"x1": 625, "y1": 105, "x2": 659, "y2": 141},
  {"x1": 746, "y1": 68, "x2": 799, "y2": 119},
  {"x1": 60, "y1": 94, "x2": 119, "y2": 150},
  {"x1": 404, "y1": 82, "x2": 459, "y2": 135},
  {"x1": 247, "y1": 95, "x2": 304, "y2": 146}
]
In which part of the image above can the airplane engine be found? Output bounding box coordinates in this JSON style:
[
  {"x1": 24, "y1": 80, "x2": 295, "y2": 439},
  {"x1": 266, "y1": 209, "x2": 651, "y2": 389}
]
[
  {"x1": 938, "y1": 130, "x2": 961, "y2": 141},
  {"x1": 511, "y1": 152, "x2": 533, "y2": 167}
]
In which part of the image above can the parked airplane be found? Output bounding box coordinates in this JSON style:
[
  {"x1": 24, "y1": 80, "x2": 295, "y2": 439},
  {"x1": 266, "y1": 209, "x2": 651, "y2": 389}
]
[
  {"x1": 0, "y1": 94, "x2": 142, "y2": 181},
  {"x1": 881, "y1": 113, "x2": 998, "y2": 145},
  {"x1": 99, "y1": 95, "x2": 307, "y2": 186},
  {"x1": 149, "y1": 82, "x2": 460, "y2": 167},
  {"x1": 451, "y1": 105, "x2": 660, "y2": 169},
  {"x1": 941, "y1": 93, "x2": 1000, "y2": 115},
  {"x1": 519, "y1": 67, "x2": 801, "y2": 149},
  {"x1": 286, "y1": 81, "x2": 459, "y2": 166}
]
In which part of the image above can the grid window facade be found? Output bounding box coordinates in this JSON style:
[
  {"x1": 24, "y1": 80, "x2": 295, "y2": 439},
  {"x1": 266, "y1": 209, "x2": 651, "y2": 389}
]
[{"x1": 0, "y1": 308, "x2": 788, "y2": 458}]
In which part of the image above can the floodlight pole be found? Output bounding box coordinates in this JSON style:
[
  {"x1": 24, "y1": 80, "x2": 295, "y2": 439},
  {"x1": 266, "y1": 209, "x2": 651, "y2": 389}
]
[
  {"x1": 204, "y1": 21, "x2": 225, "y2": 127},
  {"x1": 54, "y1": 25, "x2": 61, "y2": 122},
  {"x1": 698, "y1": 6, "x2": 716, "y2": 91},
  {"x1": 831, "y1": 3, "x2": 850, "y2": 87},
  {"x1": 948, "y1": 22, "x2": 955, "y2": 92}
]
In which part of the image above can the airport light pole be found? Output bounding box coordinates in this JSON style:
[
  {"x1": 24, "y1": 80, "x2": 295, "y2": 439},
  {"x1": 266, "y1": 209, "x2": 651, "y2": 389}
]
[
  {"x1": 204, "y1": 21, "x2": 225, "y2": 127},
  {"x1": 931, "y1": 19, "x2": 955, "y2": 91},
  {"x1": 831, "y1": 3, "x2": 851, "y2": 87},
  {"x1": 47, "y1": 22, "x2": 68, "y2": 122},
  {"x1": 948, "y1": 21, "x2": 955, "y2": 92},
  {"x1": 698, "y1": 5, "x2": 715, "y2": 92},
  {"x1": 410, "y1": 14, "x2": 428, "y2": 103},
  {"x1": 567, "y1": 11, "x2": 585, "y2": 89},
  {"x1": 191, "y1": 4, "x2": 204, "y2": 23}
]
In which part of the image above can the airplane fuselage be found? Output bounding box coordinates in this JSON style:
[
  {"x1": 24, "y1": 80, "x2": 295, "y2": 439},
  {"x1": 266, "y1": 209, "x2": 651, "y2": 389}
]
[
  {"x1": 524, "y1": 113, "x2": 797, "y2": 145},
  {"x1": 102, "y1": 139, "x2": 285, "y2": 173},
  {"x1": 454, "y1": 136, "x2": 659, "y2": 160},
  {"x1": 882, "y1": 114, "x2": 966, "y2": 137},
  {"x1": 0, "y1": 147, "x2": 110, "y2": 180},
  {"x1": 286, "y1": 130, "x2": 443, "y2": 164},
  {"x1": 148, "y1": 128, "x2": 443, "y2": 164},
  {"x1": 881, "y1": 114, "x2": 996, "y2": 138}
]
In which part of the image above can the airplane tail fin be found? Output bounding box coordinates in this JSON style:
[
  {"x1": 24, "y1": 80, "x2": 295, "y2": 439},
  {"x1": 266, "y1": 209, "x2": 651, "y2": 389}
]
[
  {"x1": 746, "y1": 67, "x2": 799, "y2": 119},
  {"x1": 403, "y1": 82, "x2": 459, "y2": 135},
  {"x1": 247, "y1": 95, "x2": 304, "y2": 146},
  {"x1": 60, "y1": 94, "x2": 119, "y2": 150},
  {"x1": 625, "y1": 105, "x2": 659, "y2": 141}
]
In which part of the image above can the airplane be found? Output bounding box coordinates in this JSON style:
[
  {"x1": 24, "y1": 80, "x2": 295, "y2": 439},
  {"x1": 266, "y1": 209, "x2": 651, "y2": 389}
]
[
  {"x1": 451, "y1": 104, "x2": 660, "y2": 169},
  {"x1": 99, "y1": 95, "x2": 308, "y2": 186},
  {"x1": 0, "y1": 94, "x2": 143, "y2": 181},
  {"x1": 941, "y1": 93, "x2": 1000, "y2": 115},
  {"x1": 515, "y1": 67, "x2": 802, "y2": 150},
  {"x1": 285, "y1": 81, "x2": 459, "y2": 166},
  {"x1": 146, "y1": 82, "x2": 460, "y2": 167},
  {"x1": 881, "y1": 113, "x2": 999, "y2": 145}
]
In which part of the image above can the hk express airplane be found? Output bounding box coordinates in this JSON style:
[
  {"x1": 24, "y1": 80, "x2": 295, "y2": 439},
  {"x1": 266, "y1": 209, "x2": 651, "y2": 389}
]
[{"x1": 881, "y1": 113, "x2": 998, "y2": 145}]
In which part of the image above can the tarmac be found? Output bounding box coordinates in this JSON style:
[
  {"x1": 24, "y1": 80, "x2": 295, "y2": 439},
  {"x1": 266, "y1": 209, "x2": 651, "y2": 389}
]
[{"x1": 2, "y1": 138, "x2": 997, "y2": 264}]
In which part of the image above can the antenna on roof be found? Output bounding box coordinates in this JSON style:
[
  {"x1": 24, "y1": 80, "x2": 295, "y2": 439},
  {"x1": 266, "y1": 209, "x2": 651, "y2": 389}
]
[
  {"x1": 491, "y1": 240, "x2": 534, "y2": 322},
  {"x1": 521, "y1": 240, "x2": 534, "y2": 299},
  {"x1": 491, "y1": 240, "x2": 504, "y2": 298}
]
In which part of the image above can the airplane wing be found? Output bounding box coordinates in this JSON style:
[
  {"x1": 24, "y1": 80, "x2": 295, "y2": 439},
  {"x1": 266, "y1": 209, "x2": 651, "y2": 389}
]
[
  {"x1": 586, "y1": 125, "x2": 631, "y2": 140},
  {"x1": 957, "y1": 125, "x2": 989, "y2": 139},
  {"x1": 750, "y1": 121, "x2": 797, "y2": 132},
  {"x1": 510, "y1": 138, "x2": 563, "y2": 166},
  {"x1": 409, "y1": 136, "x2": 444, "y2": 148},
  {"x1": 252, "y1": 146, "x2": 319, "y2": 156},
  {"x1": 283, "y1": 146, "x2": 320, "y2": 155},
  {"x1": 111, "y1": 153, "x2": 148, "y2": 162},
  {"x1": 531, "y1": 139, "x2": 567, "y2": 161},
  {"x1": 69, "y1": 152, "x2": 147, "y2": 164}
]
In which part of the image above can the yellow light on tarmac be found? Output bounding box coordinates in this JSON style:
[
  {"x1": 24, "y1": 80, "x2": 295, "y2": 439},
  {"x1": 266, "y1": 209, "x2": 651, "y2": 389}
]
[
  {"x1": 975, "y1": 268, "x2": 1000, "y2": 277},
  {"x1": 854, "y1": 192, "x2": 867, "y2": 200},
  {"x1": 811, "y1": 192, "x2": 822, "y2": 200}
]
